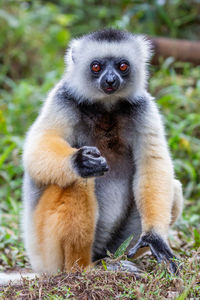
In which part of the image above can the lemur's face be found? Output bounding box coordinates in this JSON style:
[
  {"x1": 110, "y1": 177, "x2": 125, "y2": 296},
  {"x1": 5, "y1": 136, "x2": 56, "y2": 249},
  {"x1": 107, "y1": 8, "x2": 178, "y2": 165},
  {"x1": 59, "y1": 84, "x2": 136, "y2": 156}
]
[
  {"x1": 65, "y1": 33, "x2": 151, "y2": 102},
  {"x1": 90, "y1": 57, "x2": 130, "y2": 95}
]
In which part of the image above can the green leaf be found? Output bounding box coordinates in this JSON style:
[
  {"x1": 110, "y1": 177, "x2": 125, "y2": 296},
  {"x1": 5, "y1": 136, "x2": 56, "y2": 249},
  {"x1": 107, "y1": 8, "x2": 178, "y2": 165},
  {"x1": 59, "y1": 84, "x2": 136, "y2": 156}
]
[
  {"x1": 0, "y1": 143, "x2": 16, "y2": 168},
  {"x1": 114, "y1": 234, "x2": 134, "y2": 258},
  {"x1": 101, "y1": 259, "x2": 107, "y2": 271}
]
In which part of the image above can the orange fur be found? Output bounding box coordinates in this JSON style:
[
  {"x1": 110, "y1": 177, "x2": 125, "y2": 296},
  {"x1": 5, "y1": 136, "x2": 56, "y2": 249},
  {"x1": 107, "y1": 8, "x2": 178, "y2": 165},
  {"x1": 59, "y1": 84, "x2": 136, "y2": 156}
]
[
  {"x1": 137, "y1": 159, "x2": 173, "y2": 236},
  {"x1": 26, "y1": 130, "x2": 78, "y2": 187},
  {"x1": 34, "y1": 179, "x2": 97, "y2": 273}
]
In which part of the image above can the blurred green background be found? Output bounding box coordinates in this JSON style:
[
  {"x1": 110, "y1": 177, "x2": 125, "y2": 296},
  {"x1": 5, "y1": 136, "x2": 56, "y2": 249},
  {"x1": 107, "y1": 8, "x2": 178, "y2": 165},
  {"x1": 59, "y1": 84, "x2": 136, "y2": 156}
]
[{"x1": 0, "y1": 0, "x2": 200, "y2": 269}]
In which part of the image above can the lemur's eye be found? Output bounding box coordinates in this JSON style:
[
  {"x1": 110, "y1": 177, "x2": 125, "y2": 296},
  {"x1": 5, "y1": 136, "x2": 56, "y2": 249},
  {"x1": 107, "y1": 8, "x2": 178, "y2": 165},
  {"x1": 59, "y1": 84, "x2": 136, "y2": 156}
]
[
  {"x1": 119, "y1": 63, "x2": 129, "y2": 72},
  {"x1": 91, "y1": 63, "x2": 101, "y2": 72}
]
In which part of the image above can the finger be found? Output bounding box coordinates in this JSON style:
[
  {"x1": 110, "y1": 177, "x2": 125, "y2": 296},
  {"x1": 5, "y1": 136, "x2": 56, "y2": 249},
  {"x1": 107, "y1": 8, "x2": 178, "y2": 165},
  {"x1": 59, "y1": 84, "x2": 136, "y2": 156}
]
[
  {"x1": 169, "y1": 260, "x2": 178, "y2": 274},
  {"x1": 85, "y1": 163, "x2": 108, "y2": 172},
  {"x1": 150, "y1": 245, "x2": 179, "y2": 274},
  {"x1": 82, "y1": 157, "x2": 108, "y2": 169},
  {"x1": 82, "y1": 146, "x2": 101, "y2": 157},
  {"x1": 81, "y1": 155, "x2": 104, "y2": 163},
  {"x1": 92, "y1": 171, "x2": 106, "y2": 177},
  {"x1": 127, "y1": 240, "x2": 147, "y2": 258},
  {"x1": 165, "y1": 252, "x2": 179, "y2": 274},
  {"x1": 149, "y1": 245, "x2": 163, "y2": 263}
]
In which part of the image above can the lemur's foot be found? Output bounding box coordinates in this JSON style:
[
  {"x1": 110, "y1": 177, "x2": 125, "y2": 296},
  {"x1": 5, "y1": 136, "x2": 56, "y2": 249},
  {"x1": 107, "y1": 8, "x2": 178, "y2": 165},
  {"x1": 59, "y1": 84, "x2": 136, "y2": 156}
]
[
  {"x1": 103, "y1": 258, "x2": 142, "y2": 278},
  {"x1": 128, "y1": 232, "x2": 179, "y2": 274}
]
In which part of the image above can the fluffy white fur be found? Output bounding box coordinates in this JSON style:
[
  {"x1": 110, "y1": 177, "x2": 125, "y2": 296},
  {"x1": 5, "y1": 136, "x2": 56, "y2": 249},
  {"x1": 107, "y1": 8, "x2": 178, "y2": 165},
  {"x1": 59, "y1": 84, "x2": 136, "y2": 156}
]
[{"x1": 64, "y1": 35, "x2": 153, "y2": 104}]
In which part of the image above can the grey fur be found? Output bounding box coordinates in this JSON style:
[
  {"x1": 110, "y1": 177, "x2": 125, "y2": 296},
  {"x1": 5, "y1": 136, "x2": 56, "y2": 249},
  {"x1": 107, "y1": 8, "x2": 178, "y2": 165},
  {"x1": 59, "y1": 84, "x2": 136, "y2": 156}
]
[
  {"x1": 22, "y1": 173, "x2": 44, "y2": 209},
  {"x1": 53, "y1": 85, "x2": 147, "y2": 259}
]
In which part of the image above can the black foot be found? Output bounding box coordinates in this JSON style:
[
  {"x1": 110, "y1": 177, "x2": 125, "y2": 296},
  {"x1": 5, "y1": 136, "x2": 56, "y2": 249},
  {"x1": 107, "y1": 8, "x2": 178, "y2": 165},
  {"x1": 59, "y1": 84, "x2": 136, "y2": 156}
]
[
  {"x1": 73, "y1": 146, "x2": 109, "y2": 178},
  {"x1": 128, "y1": 232, "x2": 179, "y2": 274}
]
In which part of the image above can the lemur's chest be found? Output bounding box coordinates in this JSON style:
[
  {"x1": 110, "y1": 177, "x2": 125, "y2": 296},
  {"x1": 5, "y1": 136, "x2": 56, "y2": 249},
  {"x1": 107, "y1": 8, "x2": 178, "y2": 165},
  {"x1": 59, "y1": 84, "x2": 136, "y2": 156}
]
[
  {"x1": 69, "y1": 101, "x2": 136, "y2": 239},
  {"x1": 76, "y1": 101, "x2": 134, "y2": 162},
  {"x1": 84, "y1": 111, "x2": 128, "y2": 155}
]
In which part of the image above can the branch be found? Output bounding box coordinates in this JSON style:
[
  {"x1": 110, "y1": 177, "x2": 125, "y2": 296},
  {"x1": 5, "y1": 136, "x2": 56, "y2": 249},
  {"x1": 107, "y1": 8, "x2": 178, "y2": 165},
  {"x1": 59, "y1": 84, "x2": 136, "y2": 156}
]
[{"x1": 150, "y1": 37, "x2": 200, "y2": 65}]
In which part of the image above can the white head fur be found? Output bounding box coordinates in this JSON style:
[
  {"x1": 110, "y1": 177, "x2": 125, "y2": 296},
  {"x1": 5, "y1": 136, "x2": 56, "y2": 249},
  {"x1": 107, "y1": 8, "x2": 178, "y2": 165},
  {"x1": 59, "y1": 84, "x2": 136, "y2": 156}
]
[{"x1": 64, "y1": 29, "x2": 153, "y2": 105}]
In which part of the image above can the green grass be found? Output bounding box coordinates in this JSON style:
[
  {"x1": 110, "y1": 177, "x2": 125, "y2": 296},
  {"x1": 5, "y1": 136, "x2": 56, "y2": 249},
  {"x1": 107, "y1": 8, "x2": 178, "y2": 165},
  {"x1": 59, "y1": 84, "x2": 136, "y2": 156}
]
[{"x1": 0, "y1": 253, "x2": 199, "y2": 299}]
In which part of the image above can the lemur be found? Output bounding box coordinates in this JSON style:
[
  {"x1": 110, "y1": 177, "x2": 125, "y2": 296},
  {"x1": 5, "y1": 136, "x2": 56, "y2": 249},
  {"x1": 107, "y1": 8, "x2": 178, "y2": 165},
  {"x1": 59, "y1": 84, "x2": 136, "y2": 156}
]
[{"x1": 22, "y1": 29, "x2": 183, "y2": 274}]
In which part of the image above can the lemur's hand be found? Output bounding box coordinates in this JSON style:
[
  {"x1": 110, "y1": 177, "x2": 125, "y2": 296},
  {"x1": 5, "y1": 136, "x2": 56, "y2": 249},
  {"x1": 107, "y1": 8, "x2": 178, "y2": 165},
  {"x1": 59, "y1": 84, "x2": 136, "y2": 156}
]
[
  {"x1": 73, "y1": 146, "x2": 109, "y2": 178},
  {"x1": 128, "y1": 232, "x2": 179, "y2": 274}
]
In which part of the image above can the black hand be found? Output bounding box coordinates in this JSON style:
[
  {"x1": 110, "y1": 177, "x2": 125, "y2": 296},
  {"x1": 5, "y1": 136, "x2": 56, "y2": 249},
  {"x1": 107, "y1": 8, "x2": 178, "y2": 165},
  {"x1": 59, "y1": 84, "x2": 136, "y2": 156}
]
[
  {"x1": 73, "y1": 146, "x2": 109, "y2": 178},
  {"x1": 128, "y1": 232, "x2": 179, "y2": 274}
]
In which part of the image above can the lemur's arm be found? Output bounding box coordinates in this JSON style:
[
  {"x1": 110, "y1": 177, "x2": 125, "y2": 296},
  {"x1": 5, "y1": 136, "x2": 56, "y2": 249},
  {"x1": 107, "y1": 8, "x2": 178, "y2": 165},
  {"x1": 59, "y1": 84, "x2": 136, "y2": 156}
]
[
  {"x1": 23, "y1": 128, "x2": 78, "y2": 187},
  {"x1": 23, "y1": 83, "x2": 108, "y2": 187},
  {"x1": 128, "y1": 96, "x2": 177, "y2": 273}
]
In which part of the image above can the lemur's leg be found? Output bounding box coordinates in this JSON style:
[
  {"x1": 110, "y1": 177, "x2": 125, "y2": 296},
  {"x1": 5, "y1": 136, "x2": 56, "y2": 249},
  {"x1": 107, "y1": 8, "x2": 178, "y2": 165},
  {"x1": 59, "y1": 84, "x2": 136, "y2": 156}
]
[
  {"x1": 33, "y1": 181, "x2": 97, "y2": 273},
  {"x1": 128, "y1": 167, "x2": 180, "y2": 273},
  {"x1": 128, "y1": 176, "x2": 178, "y2": 273},
  {"x1": 24, "y1": 130, "x2": 108, "y2": 273},
  {"x1": 63, "y1": 243, "x2": 93, "y2": 272},
  {"x1": 128, "y1": 103, "x2": 183, "y2": 273},
  {"x1": 130, "y1": 180, "x2": 183, "y2": 261}
]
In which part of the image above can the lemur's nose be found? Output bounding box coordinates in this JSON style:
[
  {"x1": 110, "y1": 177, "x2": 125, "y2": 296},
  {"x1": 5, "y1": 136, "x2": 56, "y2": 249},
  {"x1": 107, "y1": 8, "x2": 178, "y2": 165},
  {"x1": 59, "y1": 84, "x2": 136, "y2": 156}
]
[{"x1": 106, "y1": 74, "x2": 116, "y2": 85}]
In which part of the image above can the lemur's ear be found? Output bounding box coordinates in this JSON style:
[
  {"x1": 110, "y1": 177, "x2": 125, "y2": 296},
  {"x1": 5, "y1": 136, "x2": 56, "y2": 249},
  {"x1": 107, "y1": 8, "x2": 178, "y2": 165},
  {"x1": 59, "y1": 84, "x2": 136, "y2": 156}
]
[
  {"x1": 65, "y1": 38, "x2": 82, "y2": 65},
  {"x1": 135, "y1": 35, "x2": 154, "y2": 63}
]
